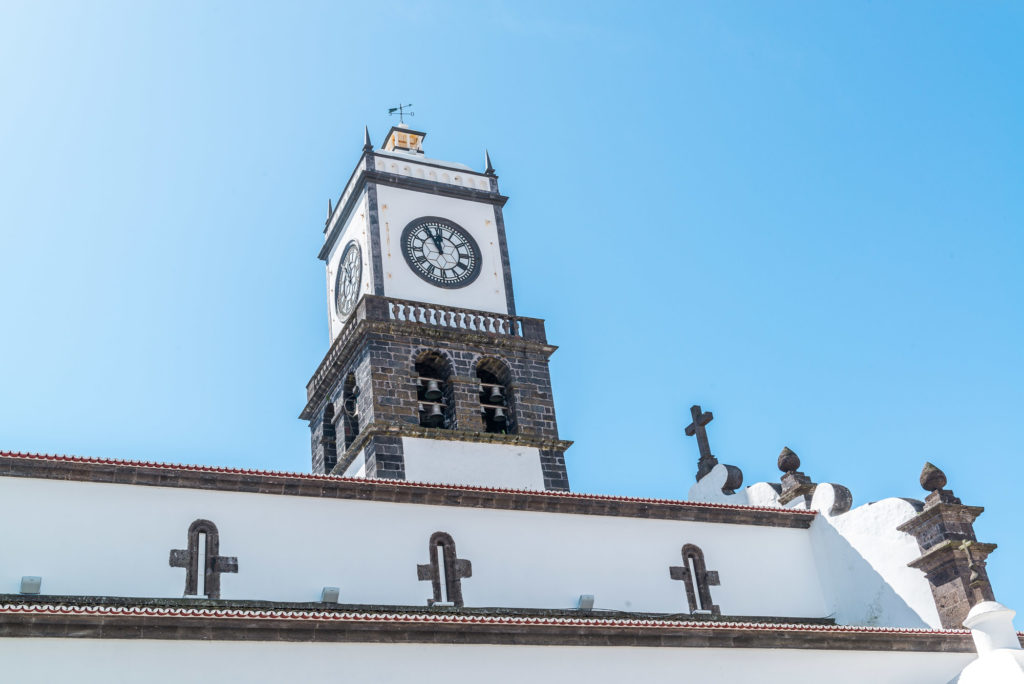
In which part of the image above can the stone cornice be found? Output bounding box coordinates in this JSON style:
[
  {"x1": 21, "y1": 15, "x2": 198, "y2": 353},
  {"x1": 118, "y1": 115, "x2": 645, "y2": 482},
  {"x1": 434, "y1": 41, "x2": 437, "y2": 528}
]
[
  {"x1": 0, "y1": 451, "x2": 816, "y2": 528},
  {"x1": 896, "y1": 504, "x2": 985, "y2": 536},
  {"x1": 319, "y1": 165, "x2": 508, "y2": 262},
  {"x1": 907, "y1": 540, "x2": 998, "y2": 574},
  {"x1": 301, "y1": 303, "x2": 556, "y2": 419},
  {"x1": 0, "y1": 598, "x2": 985, "y2": 651}
]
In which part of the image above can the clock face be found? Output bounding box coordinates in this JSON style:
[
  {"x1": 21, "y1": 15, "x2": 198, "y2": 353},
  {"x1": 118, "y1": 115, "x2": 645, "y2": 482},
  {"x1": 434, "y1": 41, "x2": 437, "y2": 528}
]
[
  {"x1": 334, "y1": 241, "x2": 362, "y2": 317},
  {"x1": 401, "y1": 217, "x2": 482, "y2": 288}
]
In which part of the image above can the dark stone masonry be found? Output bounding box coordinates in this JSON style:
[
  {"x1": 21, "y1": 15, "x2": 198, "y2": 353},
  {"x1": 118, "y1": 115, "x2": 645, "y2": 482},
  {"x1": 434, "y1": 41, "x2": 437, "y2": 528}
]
[
  {"x1": 898, "y1": 462, "x2": 997, "y2": 629},
  {"x1": 302, "y1": 294, "x2": 571, "y2": 490}
]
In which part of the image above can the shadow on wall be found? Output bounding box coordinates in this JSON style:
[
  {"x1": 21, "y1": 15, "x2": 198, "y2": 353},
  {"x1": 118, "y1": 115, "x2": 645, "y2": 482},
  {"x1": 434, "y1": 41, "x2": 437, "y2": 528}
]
[{"x1": 810, "y1": 506, "x2": 930, "y2": 629}]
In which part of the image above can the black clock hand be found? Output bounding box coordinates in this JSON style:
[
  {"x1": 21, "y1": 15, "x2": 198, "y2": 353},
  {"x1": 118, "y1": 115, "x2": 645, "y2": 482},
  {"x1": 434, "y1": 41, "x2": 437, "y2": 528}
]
[{"x1": 426, "y1": 227, "x2": 444, "y2": 251}]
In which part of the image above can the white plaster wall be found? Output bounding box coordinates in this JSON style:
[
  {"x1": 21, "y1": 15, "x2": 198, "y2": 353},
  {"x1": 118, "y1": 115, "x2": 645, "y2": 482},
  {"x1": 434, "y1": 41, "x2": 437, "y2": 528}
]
[
  {"x1": 324, "y1": 192, "x2": 371, "y2": 340},
  {"x1": 690, "y1": 467, "x2": 941, "y2": 628},
  {"x1": 0, "y1": 476, "x2": 826, "y2": 617},
  {"x1": 401, "y1": 437, "x2": 545, "y2": 490},
  {"x1": 0, "y1": 639, "x2": 973, "y2": 684},
  {"x1": 341, "y1": 455, "x2": 366, "y2": 478},
  {"x1": 375, "y1": 184, "x2": 508, "y2": 314}
]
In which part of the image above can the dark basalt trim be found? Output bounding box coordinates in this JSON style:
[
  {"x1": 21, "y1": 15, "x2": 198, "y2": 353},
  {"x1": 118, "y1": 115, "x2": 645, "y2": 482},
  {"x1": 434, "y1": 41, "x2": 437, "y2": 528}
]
[
  {"x1": 323, "y1": 153, "x2": 368, "y2": 236},
  {"x1": 365, "y1": 182, "x2": 386, "y2": 295},
  {"x1": 320, "y1": 169, "x2": 508, "y2": 262},
  {"x1": 0, "y1": 455, "x2": 814, "y2": 528},
  {"x1": 366, "y1": 169, "x2": 507, "y2": 206},
  {"x1": 0, "y1": 598, "x2": 978, "y2": 652},
  {"x1": 381, "y1": 125, "x2": 428, "y2": 145},
  {"x1": 331, "y1": 423, "x2": 574, "y2": 478},
  {"x1": 492, "y1": 204, "x2": 517, "y2": 316},
  {"x1": 302, "y1": 317, "x2": 558, "y2": 416},
  {"x1": 0, "y1": 595, "x2": 833, "y2": 623}
]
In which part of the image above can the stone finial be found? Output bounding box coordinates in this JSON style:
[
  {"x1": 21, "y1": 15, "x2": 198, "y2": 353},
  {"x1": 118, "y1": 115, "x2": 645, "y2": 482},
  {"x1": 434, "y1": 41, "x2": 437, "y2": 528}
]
[
  {"x1": 920, "y1": 461, "x2": 947, "y2": 492},
  {"x1": 484, "y1": 149, "x2": 495, "y2": 175},
  {"x1": 363, "y1": 125, "x2": 373, "y2": 151},
  {"x1": 776, "y1": 446, "x2": 819, "y2": 507},
  {"x1": 777, "y1": 447, "x2": 800, "y2": 473},
  {"x1": 327, "y1": 198, "x2": 333, "y2": 223},
  {"x1": 898, "y1": 466, "x2": 996, "y2": 628}
]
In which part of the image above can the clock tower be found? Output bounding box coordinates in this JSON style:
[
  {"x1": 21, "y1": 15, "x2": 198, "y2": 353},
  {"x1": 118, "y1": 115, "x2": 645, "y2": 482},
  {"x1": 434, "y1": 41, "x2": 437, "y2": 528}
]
[{"x1": 300, "y1": 125, "x2": 571, "y2": 491}]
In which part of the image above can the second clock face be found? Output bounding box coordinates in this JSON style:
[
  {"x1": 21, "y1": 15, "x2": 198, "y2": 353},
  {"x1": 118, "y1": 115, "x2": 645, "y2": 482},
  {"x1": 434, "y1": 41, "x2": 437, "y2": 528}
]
[
  {"x1": 401, "y1": 217, "x2": 482, "y2": 288},
  {"x1": 334, "y1": 241, "x2": 362, "y2": 317}
]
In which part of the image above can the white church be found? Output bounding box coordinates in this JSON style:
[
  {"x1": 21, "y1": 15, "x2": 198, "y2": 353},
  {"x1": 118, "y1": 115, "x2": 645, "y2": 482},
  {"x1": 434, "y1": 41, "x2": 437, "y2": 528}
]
[{"x1": 0, "y1": 125, "x2": 1020, "y2": 683}]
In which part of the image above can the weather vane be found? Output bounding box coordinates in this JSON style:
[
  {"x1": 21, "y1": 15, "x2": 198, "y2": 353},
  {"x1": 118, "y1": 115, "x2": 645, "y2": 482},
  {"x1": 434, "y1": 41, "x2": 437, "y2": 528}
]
[{"x1": 388, "y1": 103, "x2": 414, "y2": 124}]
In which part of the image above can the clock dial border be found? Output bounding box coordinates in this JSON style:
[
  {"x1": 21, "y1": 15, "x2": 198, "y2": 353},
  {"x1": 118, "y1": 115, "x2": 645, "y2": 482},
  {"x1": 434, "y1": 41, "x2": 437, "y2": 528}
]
[
  {"x1": 400, "y1": 216, "x2": 483, "y2": 289},
  {"x1": 334, "y1": 240, "x2": 363, "y2": 318}
]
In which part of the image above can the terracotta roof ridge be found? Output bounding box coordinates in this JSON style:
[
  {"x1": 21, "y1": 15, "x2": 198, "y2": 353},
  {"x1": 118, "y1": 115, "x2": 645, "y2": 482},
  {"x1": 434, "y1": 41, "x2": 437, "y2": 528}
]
[
  {"x1": 0, "y1": 603, "x2": 966, "y2": 634},
  {"x1": 0, "y1": 450, "x2": 817, "y2": 516}
]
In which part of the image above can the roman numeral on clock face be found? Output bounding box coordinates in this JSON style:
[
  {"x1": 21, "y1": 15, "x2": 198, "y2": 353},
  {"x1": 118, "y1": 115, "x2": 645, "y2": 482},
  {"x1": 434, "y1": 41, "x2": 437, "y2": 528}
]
[{"x1": 402, "y1": 218, "x2": 481, "y2": 288}]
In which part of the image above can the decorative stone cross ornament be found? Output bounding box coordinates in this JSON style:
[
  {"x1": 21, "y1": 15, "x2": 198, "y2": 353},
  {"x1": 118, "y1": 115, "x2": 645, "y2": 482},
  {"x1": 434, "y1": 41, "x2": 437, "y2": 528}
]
[
  {"x1": 958, "y1": 540, "x2": 987, "y2": 588},
  {"x1": 169, "y1": 519, "x2": 238, "y2": 600},
  {"x1": 669, "y1": 544, "x2": 721, "y2": 615},
  {"x1": 685, "y1": 405, "x2": 720, "y2": 481},
  {"x1": 417, "y1": 531, "x2": 472, "y2": 607}
]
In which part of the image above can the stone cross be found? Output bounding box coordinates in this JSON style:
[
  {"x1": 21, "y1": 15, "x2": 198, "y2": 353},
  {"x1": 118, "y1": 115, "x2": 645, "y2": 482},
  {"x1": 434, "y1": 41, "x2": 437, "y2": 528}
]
[
  {"x1": 669, "y1": 544, "x2": 721, "y2": 615},
  {"x1": 417, "y1": 531, "x2": 472, "y2": 607},
  {"x1": 958, "y1": 540, "x2": 985, "y2": 588},
  {"x1": 169, "y1": 519, "x2": 238, "y2": 600},
  {"x1": 685, "y1": 404, "x2": 720, "y2": 480}
]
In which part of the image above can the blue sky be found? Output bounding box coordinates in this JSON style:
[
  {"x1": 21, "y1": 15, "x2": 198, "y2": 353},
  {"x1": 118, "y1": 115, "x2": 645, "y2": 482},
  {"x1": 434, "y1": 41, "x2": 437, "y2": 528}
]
[{"x1": 1, "y1": 1, "x2": 1022, "y2": 622}]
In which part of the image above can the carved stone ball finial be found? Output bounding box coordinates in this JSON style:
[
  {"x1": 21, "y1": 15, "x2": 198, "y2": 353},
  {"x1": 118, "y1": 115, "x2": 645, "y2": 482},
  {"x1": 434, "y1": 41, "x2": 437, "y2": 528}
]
[
  {"x1": 778, "y1": 447, "x2": 801, "y2": 474},
  {"x1": 920, "y1": 461, "x2": 948, "y2": 492}
]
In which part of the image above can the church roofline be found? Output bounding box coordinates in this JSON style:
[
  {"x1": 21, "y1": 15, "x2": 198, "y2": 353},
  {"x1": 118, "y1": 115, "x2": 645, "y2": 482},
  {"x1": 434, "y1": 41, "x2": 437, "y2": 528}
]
[
  {"x1": 0, "y1": 600, "x2": 995, "y2": 651},
  {"x1": 0, "y1": 450, "x2": 816, "y2": 527}
]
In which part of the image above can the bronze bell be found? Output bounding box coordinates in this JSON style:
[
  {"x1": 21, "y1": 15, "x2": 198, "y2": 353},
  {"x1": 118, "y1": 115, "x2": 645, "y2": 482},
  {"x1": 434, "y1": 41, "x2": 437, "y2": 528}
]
[
  {"x1": 425, "y1": 404, "x2": 445, "y2": 426},
  {"x1": 488, "y1": 386, "x2": 504, "y2": 405},
  {"x1": 343, "y1": 398, "x2": 358, "y2": 418},
  {"x1": 423, "y1": 379, "x2": 442, "y2": 401},
  {"x1": 492, "y1": 407, "x2": 507, "y2": 424}
]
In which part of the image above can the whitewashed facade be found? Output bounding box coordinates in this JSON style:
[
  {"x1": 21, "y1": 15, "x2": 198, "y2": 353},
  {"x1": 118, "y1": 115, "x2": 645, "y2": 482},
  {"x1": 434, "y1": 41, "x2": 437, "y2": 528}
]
[{"x1": 0, "y1": 126, "x2": 1018, "y2": 683}]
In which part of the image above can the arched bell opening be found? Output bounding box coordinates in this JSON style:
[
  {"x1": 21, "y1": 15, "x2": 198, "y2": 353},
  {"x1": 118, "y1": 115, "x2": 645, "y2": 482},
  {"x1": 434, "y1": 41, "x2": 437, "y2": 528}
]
[
  {"x1": 341, "y1": 372, "x2": 360, "y2": 451},
  {"x1": 415, "y1": 350, "x2": 454, "y2": 429},
  {"x1": 476, "y1": 356, "x2": 515, "y2": 434}
]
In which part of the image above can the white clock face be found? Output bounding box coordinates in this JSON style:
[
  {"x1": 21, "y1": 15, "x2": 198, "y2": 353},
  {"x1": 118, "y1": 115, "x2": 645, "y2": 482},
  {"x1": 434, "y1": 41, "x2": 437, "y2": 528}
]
[
  {"x1": 400, "y1": 217, "x2": 481, "y2": 288},
  {"x1": 334, "y1": 241, "x2": 362, "y2": 317}
]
